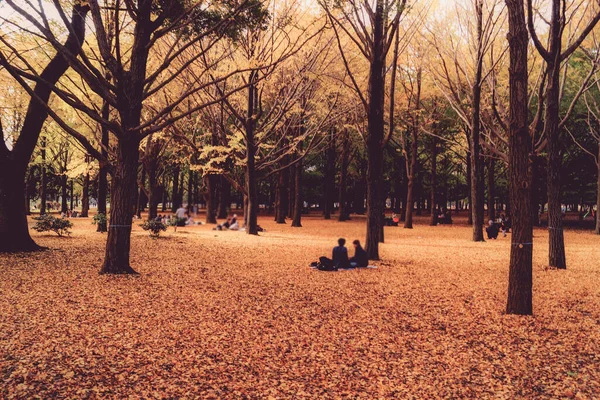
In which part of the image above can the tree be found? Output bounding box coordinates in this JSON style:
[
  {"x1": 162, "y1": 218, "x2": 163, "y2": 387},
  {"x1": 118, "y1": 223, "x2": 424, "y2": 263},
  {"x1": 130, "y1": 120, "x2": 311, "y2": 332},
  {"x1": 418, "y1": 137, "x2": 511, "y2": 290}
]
[
  {"x1": 505, "y1": 0, "x2": 533, "y2": 315},
  {"x1": 0, "y1": 2, "x2": 89, "y2": 252},
  {"x1": 322, "y1": 0, "x2": 409, "y2": 260},
  {"x1": 527, "y1": 0, "x2": 600, "y2": 269}
]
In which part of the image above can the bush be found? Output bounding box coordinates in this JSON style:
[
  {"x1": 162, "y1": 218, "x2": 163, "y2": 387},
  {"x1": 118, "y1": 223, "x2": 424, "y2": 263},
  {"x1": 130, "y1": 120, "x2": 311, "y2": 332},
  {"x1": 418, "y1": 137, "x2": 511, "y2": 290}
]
[
  {"x1": 33, "y1": 215, "x2": 73, "y2": 237},
  {"x1": 141, "y1": 219, "x2": 167, "y2": 238},
  {"x1": 92, "y1": 212, "x2": 108, "y2": 233}
]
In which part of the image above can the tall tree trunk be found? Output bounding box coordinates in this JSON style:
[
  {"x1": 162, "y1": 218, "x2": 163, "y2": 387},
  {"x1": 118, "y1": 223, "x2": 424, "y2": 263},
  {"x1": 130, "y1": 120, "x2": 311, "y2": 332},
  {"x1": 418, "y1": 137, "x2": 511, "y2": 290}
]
[
  {"x1": 487, "y1": 157, "x2": 496, "y2": 220},
  {"x1": 545, "y1": 57, "x2": 566, "y2": 268},
  {"x1": 25, "y1": 169, "x2": 31, "y2": 216},
  {"x1": 470, "y1": 0, "x2": 485, "y2": 241},
  {"x1": 171, "y1": 165, "x2": 180, "y2": 212},
  {"x1": 205, "y1": 175, "x2": 218, "y2": 224},
  {"x1": 0, "y1": 166, "x2": 39, "y2": 251},
  {"x1": 430, "y1": 137, "x2": 438, "y2": 226},
  {"x1": 70, "y1": 180, "x2": 74, "y2": 211},
  {"x1": 291, "y1": 158, "x2": 303, "y2": 227},
  {"x1": 245, "y1": 71, "x2": 259, "y2": 235},
  {"x1": 338, "y1": 133, "x2": 350, "y2": 222},
  {"x1": 218, "y1": 176, "x2": 230, "y2": 219},
  {"x1": 275, "y1": 168, "x2": 288, "y2": 224},
  {"x1": 100, "y1": 138, "x2": 140, "y2": 274},
  {"x1": 323, "y1": 130, "x2": 335, "y2": 219},
  {"x1": 81, "y1": 172, "x2": 90, "y2": 217},
  {"x1": 365, "y1": 1, "x2": 386, "y2": 260},
  {"x1": 506, "y1": 0, "x2": 533, "y2": 315},
  {"x1": 187, "y1": 169, "x2": 194, "y2": 214},
  {"x1": 147, "y1": 161, "x2": 160, "y2": 220},
  {"x1": 40, "y1": 137, "x2": 47, "y2": 215},
  {"x1": 61, "y1": 174, "x2": 68, "y2": 213},
  {"x1": 404, "y1": 68, "x2": 422, "y2": 229},
  {"x1": 97, "y1": 99, "x2": 109, "y2": 232},
  {"x1": 466, "y1": 150, "x2": 473, "y2": 225}
]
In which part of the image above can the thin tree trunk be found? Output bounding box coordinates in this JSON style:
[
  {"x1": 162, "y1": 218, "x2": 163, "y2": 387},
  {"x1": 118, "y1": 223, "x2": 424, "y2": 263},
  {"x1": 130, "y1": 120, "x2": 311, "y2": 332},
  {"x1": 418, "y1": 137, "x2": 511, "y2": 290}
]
[
  {"x1": 323, "y1": 130, "x2": 335, "y2": 219},
  {"x1": 40, "y1": 137, "x2": 47, "y2": 215},
  {"x1": 466, "y1": 150, "x2": 473, "y2": 225},
  {"x1": 245, "y1": 72, "x2": 259, "y2": 235},
  {"x1": 61, "y1": 174, "x2": 68, "y2": 214},
  {"x1": 97, "y1": 99, "x2": 109, "y2": 232},
  {"x1": 205, "y1": 175, "x2": 218, "y2": 224},
  {"x1": 275, "y1": 168, "x2": 288, "y2": 224},
  {"x1": 218, "y1": 176, "x2": 230, "y2": 219},
  {"x1": 487, "y1": 157, "x2": 496, "y2": 220},
  {"x1": 506, "y1": 0, "x2": 533, "y2": 315},
  {"x1": 338, "y1": 133, "x2": 350, "y2": 222},
  {"x1": 430, "y1": 137, "x2": 438, "y2": 226},
  {"x1": 187, "y1": 169, "x2": 194, "y2": 214},
  {"x1": 171, "y1": 166, "x2": 180, "y2": 212},
  {"x1": 596, "y1": 145, "x2": 600, "y2": 234},
  {"x1": 81, "y1": 172, "x2": 90, "y2": 217},
  {"x1": 291, "y1": 158, "x2": 303, "y2": 227}
]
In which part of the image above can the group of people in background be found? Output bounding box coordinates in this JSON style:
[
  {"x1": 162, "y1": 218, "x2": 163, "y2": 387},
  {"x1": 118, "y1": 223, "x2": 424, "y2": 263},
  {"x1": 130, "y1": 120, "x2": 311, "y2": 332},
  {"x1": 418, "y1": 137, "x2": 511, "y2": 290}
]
[{"x1": 486, "y1": 214, "x2": 511, "y2": 240}]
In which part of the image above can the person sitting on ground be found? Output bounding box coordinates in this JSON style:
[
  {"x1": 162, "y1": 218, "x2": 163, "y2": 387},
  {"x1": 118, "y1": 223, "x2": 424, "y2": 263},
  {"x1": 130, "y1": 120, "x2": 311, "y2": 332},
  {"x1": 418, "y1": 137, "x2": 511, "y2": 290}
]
[
  {"x1": 349, "y1": 240, "x2": 368, "y2": 268},
  {"x1": 319, "y1": 238, "x2": 350, "y2": 270},
  {"x1": 486, "y1": 219, "x2": 499, "y2": 240},
  {"x1": 229, "y1": 215, "x2": 240, "y2": 230},
  {"x1": 214, "y1": 217, "x2": 231, "y2": 230}
]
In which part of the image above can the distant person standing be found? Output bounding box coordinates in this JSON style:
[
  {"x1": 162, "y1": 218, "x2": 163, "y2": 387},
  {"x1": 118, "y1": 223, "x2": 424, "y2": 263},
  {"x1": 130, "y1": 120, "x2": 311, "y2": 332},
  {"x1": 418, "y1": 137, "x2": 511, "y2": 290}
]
[{"x1": 175, "y1": 205, "x2": 187, "y2": 227}]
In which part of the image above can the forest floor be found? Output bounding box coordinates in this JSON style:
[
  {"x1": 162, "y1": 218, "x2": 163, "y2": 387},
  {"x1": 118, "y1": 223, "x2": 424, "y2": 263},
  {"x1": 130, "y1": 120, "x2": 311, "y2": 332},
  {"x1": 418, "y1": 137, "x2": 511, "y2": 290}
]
[{"x1": 1, "y1": 213, "x2": 600, "y2": 399}]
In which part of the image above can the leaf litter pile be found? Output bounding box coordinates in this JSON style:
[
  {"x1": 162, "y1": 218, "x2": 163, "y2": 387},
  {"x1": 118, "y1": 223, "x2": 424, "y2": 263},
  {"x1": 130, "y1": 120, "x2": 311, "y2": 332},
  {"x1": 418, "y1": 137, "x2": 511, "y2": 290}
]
[{"x1": 1, "y1": 215, "x2": 599, "y2": 398}]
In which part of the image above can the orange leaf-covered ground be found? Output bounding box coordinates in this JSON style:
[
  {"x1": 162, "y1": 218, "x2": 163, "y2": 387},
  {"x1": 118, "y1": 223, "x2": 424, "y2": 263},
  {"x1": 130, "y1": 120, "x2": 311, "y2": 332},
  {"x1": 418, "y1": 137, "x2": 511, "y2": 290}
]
[{"x1": 1, "y1": 214, "x2": 599, "y2": 398}]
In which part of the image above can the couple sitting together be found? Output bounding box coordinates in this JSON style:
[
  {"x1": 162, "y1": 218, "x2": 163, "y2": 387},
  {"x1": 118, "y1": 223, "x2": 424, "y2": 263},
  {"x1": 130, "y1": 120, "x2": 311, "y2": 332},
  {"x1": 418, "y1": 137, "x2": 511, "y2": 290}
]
[{"x1": 317, "y1": 238, "x2": 368, "y2": 271}]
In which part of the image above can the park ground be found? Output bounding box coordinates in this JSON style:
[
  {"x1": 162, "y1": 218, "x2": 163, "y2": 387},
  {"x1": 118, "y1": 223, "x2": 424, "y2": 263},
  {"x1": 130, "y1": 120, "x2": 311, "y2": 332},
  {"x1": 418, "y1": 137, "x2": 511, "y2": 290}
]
[{"x1": 1, "y1": 214, "x2": 600, "y2": 398}]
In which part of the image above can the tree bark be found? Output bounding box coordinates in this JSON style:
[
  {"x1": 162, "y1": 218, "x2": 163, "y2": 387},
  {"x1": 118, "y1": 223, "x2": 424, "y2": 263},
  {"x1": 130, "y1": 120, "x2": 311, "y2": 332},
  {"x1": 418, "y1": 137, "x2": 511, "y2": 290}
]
[
  {"x1": 404, "y1": 68, "x2": 422, "y2": 229},
  {"x1": 205, "y1": 175, "x2": 218, "y2": 224},
  {"x1": 218, "y1": 176, "x2": 230, "y2": 219},
  {"x1": 291, "y1": 158, "x2": 303, "y2": 227},
  {"x1": 40, "y1": 137, "x2": 47, "y2": 215},
  {"x1": 81, "y1": 172, "x2": 90, "y2": 217},
  {"x1": 470, "y1": 0, "x2": 485, "y2": 242},
  {"x1": 365, "y1": 1, "x2": 386, "y2": 260},
  {"x1": 275, "y1": 168, "x2": 288, "y2": 223},
  {"x1": 245, "y1": 71, "x2": 259, "y2": 235},
  {"x1": 170, "y1": 166, "x2": 180, "y2": 212},
  {"x1": 506, "y1": 0, "x2": 533, "y2": 315},
  {"x1": 323, "y1": 130, "x2": 335, "y2": 219},
  {"x1": 338, "y1": 132, "x2": 350, "y2": 221},
  {"x1": 487, "y1": 157, "x2": 496, "y2": 220},
  {"x1": 430, "y1": 137, "x2": 438, "y2": 226},
  {"x1": 61, "y1": 173, "x2": 68, "y2": 214},
  {"x1": 596, "y1": 144, "x2": 600, "y2": 234},
  {"x1": 97, "y1": 98, "x2": 109, "y2": 232},
  {"x1": 100, "y1": 138, "x2": 140, "y2": 274}
]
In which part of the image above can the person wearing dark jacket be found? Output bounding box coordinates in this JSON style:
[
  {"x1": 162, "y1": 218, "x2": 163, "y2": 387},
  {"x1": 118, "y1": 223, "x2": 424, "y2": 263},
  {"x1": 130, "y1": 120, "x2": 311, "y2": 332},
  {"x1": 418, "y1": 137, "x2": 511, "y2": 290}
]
[
  {"x1": 486, "y1": 220, "x2": 499, "y2": 239},
  {"x1": 349, "y1": 240, "x2": 368, "y2": 268},
  {"x1": 319, "y1": 238, "x2": 350, "y2": 270}
]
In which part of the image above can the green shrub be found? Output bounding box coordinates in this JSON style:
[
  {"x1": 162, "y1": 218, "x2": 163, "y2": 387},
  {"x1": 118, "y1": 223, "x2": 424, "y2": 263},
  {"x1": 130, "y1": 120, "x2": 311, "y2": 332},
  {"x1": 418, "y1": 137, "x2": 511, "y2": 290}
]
[
  {"x1": 92, "y1": 212, "x2": 108, "y2": 233},
  {"x1": 33, "y1": 215, "x2": 73, "y2": 237},
  {"x1": 141, "y1": 219, "x2": 167, "y2": 238}
]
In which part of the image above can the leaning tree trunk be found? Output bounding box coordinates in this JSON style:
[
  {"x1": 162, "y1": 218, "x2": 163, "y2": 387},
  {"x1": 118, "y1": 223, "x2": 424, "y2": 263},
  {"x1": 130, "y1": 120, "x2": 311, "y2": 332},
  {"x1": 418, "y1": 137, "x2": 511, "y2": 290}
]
[
  {"x1": 80, "y1": 172, "x2": 90, "y2": 217},
  {"x1": 291, "y1": 158, "x2": 303, "y2": 227},
  {"x1": 430, "y1": 137, "x2": 438, "y2": 226},
  {"x1": 100, "y1": 138, "x2": 140, "y2": 274},
  {"x1": 506, "y1": 0, "x2": 533, "y2": 315}
]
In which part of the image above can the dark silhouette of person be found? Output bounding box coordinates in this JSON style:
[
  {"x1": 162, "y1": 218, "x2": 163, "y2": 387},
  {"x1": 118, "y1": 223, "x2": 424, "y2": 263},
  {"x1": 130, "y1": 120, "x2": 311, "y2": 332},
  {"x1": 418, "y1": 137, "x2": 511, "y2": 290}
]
[
  {"x1": 350, "y1": 240, "x2": 368, "y2": 268},
  {"x1": 319, "y1": 238, "x2": 349, "y2": 270},
  {"x1": 486, "y1": 220, "x2": 499, "y2": 239}
]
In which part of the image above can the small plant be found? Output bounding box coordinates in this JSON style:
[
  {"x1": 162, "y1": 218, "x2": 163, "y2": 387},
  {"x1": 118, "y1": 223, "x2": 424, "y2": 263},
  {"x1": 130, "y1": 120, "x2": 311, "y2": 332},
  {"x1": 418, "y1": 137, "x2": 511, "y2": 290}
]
[
  {"x1": 141, "y1": 219, "x2": 167, "y2": 238},
  {"x1": 92, "y1": 212, "x2": 107, "y2": 232},
  {"x1": 33, "y1": 214, "x2": 73, "y2": 237}
]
